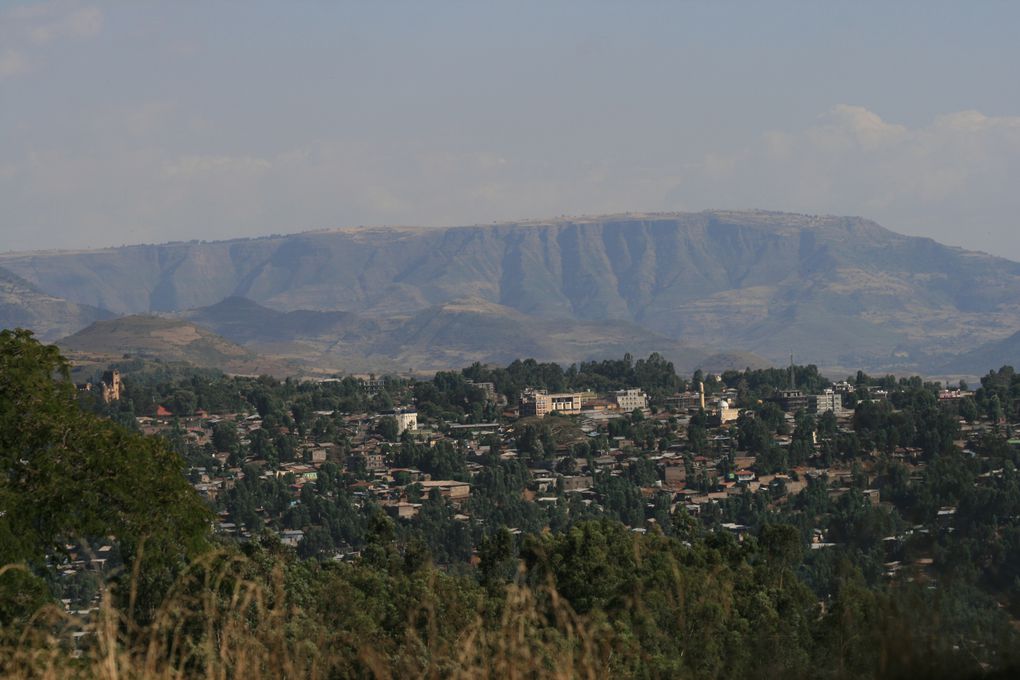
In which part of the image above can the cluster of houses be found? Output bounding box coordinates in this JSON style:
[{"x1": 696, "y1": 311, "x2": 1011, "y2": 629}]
[{"x1": 117, "y1": 375, "x2": 1018, "y2": 576}]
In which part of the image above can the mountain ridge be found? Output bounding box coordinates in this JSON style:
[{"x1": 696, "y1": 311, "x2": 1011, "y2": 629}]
[{"x1": 4, "y1": 211, "x2": 1019, "y2": 372}]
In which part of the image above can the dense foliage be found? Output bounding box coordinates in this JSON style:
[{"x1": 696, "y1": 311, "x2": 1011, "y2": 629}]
[{"x1": 0, "y1": 330, "x2": 211, "y2": 620}]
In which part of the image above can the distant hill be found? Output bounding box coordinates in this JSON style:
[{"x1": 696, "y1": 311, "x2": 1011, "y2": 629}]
[
  {"x1": 178, "y1": 296, "x2": 386, "y2": 372},
  {"x1": 0, "y1": 266, "x2": 112, "y2": 340},
  {"x1": 58, "y1": 316, "x2": 288, "y2": 376},
  {"x1": 940, "y1": 330, "x2": 1020, "y2": 376},
  {"x1": 182, "y1": 296, "x2": 378, "y2": 343},
  {"x1": 7, "y1": 210, "x2": 1020, "y2": 371},
  {"x1": 178, "y1": 296, "x2": 765, "y2": 374},
  {"x1": 360, "y1": 298, "x2": 710, "y2": 373}
]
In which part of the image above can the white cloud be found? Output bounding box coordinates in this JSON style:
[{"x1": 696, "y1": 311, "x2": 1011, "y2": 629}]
[
  {"x1": 823, "y1": 104, "x2": 907, "y2": 149},
  {"x1": 668, "y1": 106, "x2": 1020, "y2": 257}
]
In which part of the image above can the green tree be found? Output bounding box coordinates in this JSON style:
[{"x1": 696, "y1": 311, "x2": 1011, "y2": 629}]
[
  {"x1": 376, "y1": 416, "x2": 400, "y2": 442},
  {"x1": 211, "y1": 420, "x2": 239, "y2": 451},
  {"x1": 0, "y1": 330, "x2": 211, "y2": 621}
]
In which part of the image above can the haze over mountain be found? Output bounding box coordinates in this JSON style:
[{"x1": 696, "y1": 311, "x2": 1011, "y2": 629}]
[
  {"x1": 0, "y1": 266, "x2": 112, "y2": 341},
  {"x1": 4, "y1": 210, "x2": 1020, "y2": 374},
  {"x1": 177, "y1": 296, "x2": 764, "y2": 375},
  {"x1": 939, "y1": 331, "x2": 1020, "y2": 377}
]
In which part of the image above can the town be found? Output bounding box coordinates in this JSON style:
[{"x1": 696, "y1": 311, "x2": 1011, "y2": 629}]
[
  {"x1": 6, "y1": 328, "x2": 1019, "y2": 677},
  {"x1": 69, "y1": 354, "x2": 1020, "y2": 595}
]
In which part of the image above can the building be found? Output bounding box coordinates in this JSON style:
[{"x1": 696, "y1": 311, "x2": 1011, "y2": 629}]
[
  {"x1": 670, "y1": 382, "x2": 706, "y2": 412},
  {"x1": 717, "y1": 398, "x2": 740, "y2": 424},
  {"x1": 97, "y1": 370, "x2": 121, "y2": 403},
  {"x1": 391, "y1": 408, "x2": 418, "y2": 435},
  {"x1": 448, "y1": 422, "x2": 501, "y2": 434},
  {"x1": 349, "y1": 452, "x2": 385, "y2": 472},
  {"x1": 772, "y1": 389, "x2": 810, "y2": 412},
  {"x1": 418, "y1": 480, "x2": 471, "y2": 501},
  {"x1": 280, "y1": 530, "x2": 304, "y2": 547},
  {"x1": 614, "y1": 388, "x2": 648, "y2": 412},
  {"x1": 663, "y1": 465, "x2": 687, "y2": 488},
  {"x1": 810, "y1": 389, "x2": 845, "y2": 416},
  {"x1": 561, "y1": 475, "x2": 594, "y2": 492},
  {"x1": 520, "y1": 389, "x2": 583, "y2": 417},
  {"x1": 384, "y1": 502, "x2": 421, "y2": 519},
  {"x1": 357, "y1": 376, "x2": 386, "y2": 394}
]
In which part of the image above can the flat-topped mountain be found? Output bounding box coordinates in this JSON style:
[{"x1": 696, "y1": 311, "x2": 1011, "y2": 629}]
[{"x1": 4, "y1": 210, "x2": 1020, "y2": 372}]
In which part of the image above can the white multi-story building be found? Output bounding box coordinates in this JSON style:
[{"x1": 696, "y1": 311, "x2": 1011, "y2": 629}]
[
  {"x1": 811, "y1": 389, "x2": 845, "y2": 416},
  {"x1": 394, "y1": 408, "x2": 418, "y2": 434},
  {"x1": 614, "y1": 388, "x2": 648, "y2": 412},
  {"x1": 520, "y1": 389, "x2": 583, "y2": 417}
]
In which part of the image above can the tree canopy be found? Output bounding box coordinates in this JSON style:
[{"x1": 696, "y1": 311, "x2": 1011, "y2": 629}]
[{"x1": 0, "y1": 330, "x2": 211, "y2": 619}]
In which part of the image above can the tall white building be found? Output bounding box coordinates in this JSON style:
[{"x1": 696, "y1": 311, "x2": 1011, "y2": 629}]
[
  {"x1": 811, "y1": 389, "x2": 845, "y2": 416},
  {"x1": 614, "y1": 388, "x2": 648, "y2": 412},
  {"x1": 394, "y1": 408, "x2": 418, "y2": 434}
]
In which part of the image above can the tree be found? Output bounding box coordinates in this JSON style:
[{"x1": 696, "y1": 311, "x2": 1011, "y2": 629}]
[
  {"x1": 0, "y1": 330, "x2": 211, "y2": 621},
  {"x1": 789, "y1": 411, "x2": 816, "y2": 466},
  {"x1": 959, "y1": 397, "x2": 979, "y2": 424},
  {"x1": 760, "y1": 523, "x2": 803, "y2": 589},
  {"x1": 687, "y1": 419, "x2": 709, "y2": 454},
  {"x1": 212, "y1": 420, "x2": 239, "y2": 452},
  {"x1": 376, "y1": 416, "x2": 399, "y2": 442},
  {"x1": 478, "y1": 526, "x2": 517, "y2": 590},
  {"x1": 555, "y1": 455, "x2": 578, "y2": 475}
]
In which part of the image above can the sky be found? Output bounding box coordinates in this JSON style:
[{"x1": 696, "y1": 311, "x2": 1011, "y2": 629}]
[{"x1": 2, "y1": 1, "x2": 1020, "y2": 258}]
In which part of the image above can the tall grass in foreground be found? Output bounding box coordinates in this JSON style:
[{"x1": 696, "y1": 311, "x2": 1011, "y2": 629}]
[{"x1": 0, "y1": 553, "x2": 609, "y2": 680}]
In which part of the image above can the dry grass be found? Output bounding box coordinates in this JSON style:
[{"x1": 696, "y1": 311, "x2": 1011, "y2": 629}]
[{"x1": 0, "y1": 556, "x2": 610, "y2": 680}]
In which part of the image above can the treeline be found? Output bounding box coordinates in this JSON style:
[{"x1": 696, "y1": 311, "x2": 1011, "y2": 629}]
[
  {"x1": 462, "y1": 352, "x2": 688, "y2": 401},
  {"x1": 720, "y1": 363, "x2": 830, "y2": 404}
]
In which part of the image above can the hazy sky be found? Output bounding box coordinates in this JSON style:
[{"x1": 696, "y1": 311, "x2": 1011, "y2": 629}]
[{"x1": 2, "y1": 1, "x2": 1020, "y2": 258}]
